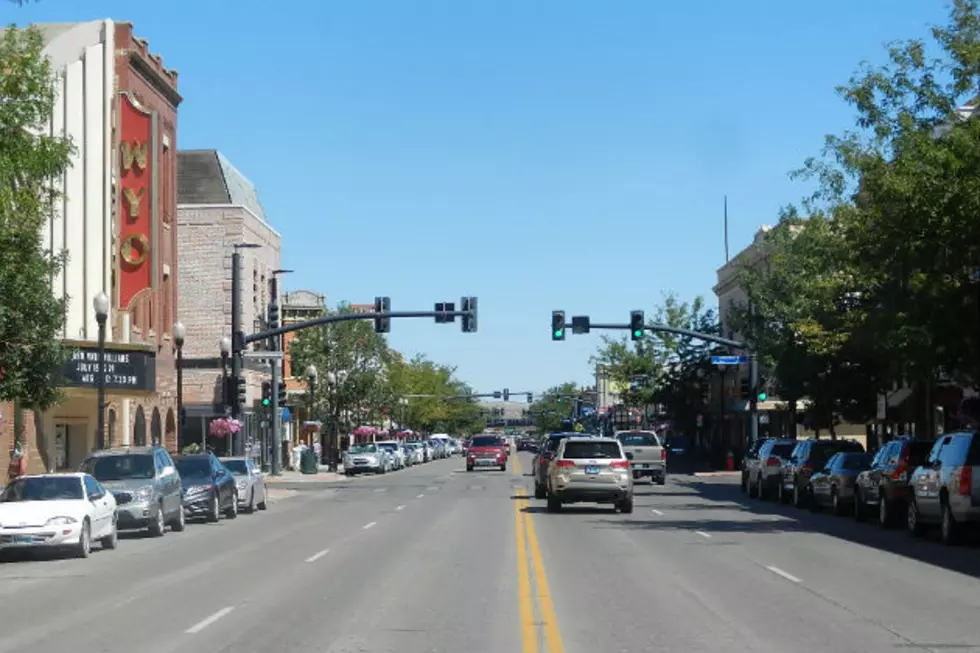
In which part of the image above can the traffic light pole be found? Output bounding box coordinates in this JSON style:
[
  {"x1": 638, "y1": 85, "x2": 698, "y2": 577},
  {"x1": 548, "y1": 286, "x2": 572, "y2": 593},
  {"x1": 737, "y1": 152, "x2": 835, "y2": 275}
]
[
  {"x1": 268, "y1": 275, "x2": 282, "y2": 476},
  {"x1": 230, "y1": 249, "x2": 243, "y2": 456}
]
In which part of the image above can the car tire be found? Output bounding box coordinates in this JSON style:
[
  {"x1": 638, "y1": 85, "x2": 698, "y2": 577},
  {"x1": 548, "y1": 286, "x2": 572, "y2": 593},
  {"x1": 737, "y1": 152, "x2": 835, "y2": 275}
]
[
  {"x1": 500, "y1": 464, "x2": 507, "y2": 472},
  {"x1": 466, "y1": 465, "x2": 473, "y2": 472},
  {"x1": 245, "y1": 490, "x2": 255, "y2": 513},
  {"x1": 225, "y1": 492, "x2": 239, "y2": 519},
  {"x1": 74, "y1": 520, "x2": 91, "y2": 559},
  {"x1": 657, "y1": 476, "x2": 666, "y2": 486},
  {"x1": 207, "y1": 493, "x2": 220, "y2": 523},
  {"x1": 907, "y1": 497, "x2": 924, "y2": 536},
  {"x1": 170, "y1": 505, "x2": 186, "y2": 532},
  {"x1": 617, "y1": 497, "x2": 634, "y2": 514},
  {"x1": 148, "y1": 503, "x2": 166, "y2": 537},
  {"x1": 534, "y1": 483, "x2": 546, "y2": 500},
  {"x1": 940, "y1": 501, "x2": 960, "y2": 545},
  {"x1": 257, "y1": 489, "x2": 268, "y2": 510},
  {"x1": 878, "y1": 492, "x2": 891, "y2": 528},
  {"x1": 546, "y1": 495, "x2": 561, "y2": 513},
  {"x1": 101, "y1": 518, "x2": 118, "y2": 550},
  {"x1": 853, "y1": 490, "x2": 866, "y2": 522}
]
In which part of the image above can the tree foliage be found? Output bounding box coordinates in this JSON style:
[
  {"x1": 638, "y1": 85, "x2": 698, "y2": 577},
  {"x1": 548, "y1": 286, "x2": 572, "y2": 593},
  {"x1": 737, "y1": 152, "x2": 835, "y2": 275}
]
[
  {"x1": 729, "y1": 1, "x2": 980, "y2": 433},
  {"x1": 0, "y1": 26, "x2": 72, "y2": 410},
  {"x1": 591, "y1": 293, "x2": 718, "y2": 423},
  {"x1": 287, "y1": 303, "x2": 483, "y2": 435},
  {"x1": 530, "y1": 382, "x2": 579, "y2": 434}
]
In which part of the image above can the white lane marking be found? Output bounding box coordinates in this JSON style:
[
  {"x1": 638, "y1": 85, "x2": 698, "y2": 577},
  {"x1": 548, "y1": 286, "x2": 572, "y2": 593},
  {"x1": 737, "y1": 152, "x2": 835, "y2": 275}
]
[
  {"x1": 374, "y1": 488, "x2": 387, "y2": 493},
  {"x1": 362, "y1": 521, "x2": 377, "y2": 530},
  {"x1": 186, "y1": 607, "x2": 235, "y2": 634},
  {"x1": 395, "y1": 505, "x2": 405, "y2": 511},
  {"x1": 651, "y1": 509, "x2": 664, "y2": 516},
  {"x1": 416, "y1": 493, "x2": 425, "y2": 498},
  {"x1": 695, "y1": 530, "x2": 712, "y2": 539},
  {"x1": 426, "y1": 486, "x2": 439, "y2": 491},
  {"x1": 305, "y1": 549, "x2": 330, "y2": 563},
  {"x1": 766, "y1": 566, "x2": 802, "y2": 583}
]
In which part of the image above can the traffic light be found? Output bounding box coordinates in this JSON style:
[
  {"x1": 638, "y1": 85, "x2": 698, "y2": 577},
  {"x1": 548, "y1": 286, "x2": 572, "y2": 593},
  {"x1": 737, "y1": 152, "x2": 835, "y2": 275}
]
[
  {"x1": 739, "y1": 379, "x2": 750, "y2": 400},
  {"x1": 630, "y1": 310, "x2": 645, "y2": 341},
  {"x1": 527, "y1": 393, "x2": 533, "y2": 404},
  {"x1": 278, "y1": 380, "x2": 288, "y2": 407},
  {"x1": 551, "y1": 311, "x2": 565, "y2": 341},
  {"x1": 374, "y1": 296, "x2": 391, "y2": 333},
  {"x1": 235, "y1": 375, "x2": 247, "y2": 406},
  {"x1": 267, "y1": 302, "x2": 280, "y2": 330},
  {"x1": 461, "y1": 296, "x2": 478, "y2": 333},
  {"x1": 261, "y1": 380, "x2": 272, "y2": 407},
  {"x1": 503, "y1": 388, "x2": 510, "y2": 402},
  {"x1": 757, "y1": 391, "x2": 768, "y2": 402}
]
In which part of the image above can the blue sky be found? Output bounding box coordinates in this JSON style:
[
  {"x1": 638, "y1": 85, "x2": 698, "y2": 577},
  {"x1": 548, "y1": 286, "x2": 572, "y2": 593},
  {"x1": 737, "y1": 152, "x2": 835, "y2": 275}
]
[{"x1": 7, "y1": 0, "x2": 949, "y2": 394}]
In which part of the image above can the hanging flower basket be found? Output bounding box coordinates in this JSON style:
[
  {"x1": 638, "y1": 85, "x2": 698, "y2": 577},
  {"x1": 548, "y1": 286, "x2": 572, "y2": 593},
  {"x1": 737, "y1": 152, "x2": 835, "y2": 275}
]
[{"x1": 208, "y1": 417, "x2": 242, "y2": 438}]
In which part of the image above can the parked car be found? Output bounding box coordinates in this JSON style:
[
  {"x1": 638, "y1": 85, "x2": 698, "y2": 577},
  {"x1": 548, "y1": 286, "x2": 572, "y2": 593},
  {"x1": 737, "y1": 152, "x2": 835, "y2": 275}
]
[
  {"x1": 907, "y1": 430, "x2": 980, "y2": 544},
  {"x1": 376, "y1": 441, "x2": 407, "y2": 470},
  {"x1": 854, "y1": 437, "x2": 932, "y2": 526},
  {"x1": 544, "y1": 437, "x2": 634, "y2": 513},
  {"x1": 745, "y1": 439, "x2": 797, "y2": 500},
  {"x1": 807, "y1": 452, "x2": 874, "y2": 515},
  {"x1": 344, "y1": 443, "x2": 390, "y2": 475},
  {"x1": 220, "y1": 457, "x2": 268, "y2": 513},
  {"x1": 176, "y1": 453, "x2": 239, "y2": 522},
  {"x1": 79, "y1": 446, "x2": 185, "y2": 536},
  {"x1": 779, "y1": 438, "x2": 866, "y2": 506},
  {"x1": 0, "y1": 473, "x2": 118, "y2": 559}
]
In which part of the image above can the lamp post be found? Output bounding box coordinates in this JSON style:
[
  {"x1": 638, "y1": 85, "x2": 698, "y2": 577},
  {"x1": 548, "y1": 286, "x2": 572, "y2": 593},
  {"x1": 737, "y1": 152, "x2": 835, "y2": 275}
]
[
  {"x1": 326, "y1": 370, "x2": 346, "y2": 472},
  {"x1": 173, "y1": 322, "x2": 186, "y2": 450},
  {"x1": 93, "y1": 292, "x2": 110, "y2": 449},
  {"x1": 306, "y1": 364, "x2": 318, "y2": 458},
  {"x1": 219, "y1": 336, "x2": 231, "y2": 410}
]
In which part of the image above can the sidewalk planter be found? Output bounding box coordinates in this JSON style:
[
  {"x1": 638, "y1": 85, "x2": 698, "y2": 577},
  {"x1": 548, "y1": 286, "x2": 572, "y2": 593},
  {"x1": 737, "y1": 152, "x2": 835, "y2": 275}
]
[{"x1": 300, "y1": 448, "x2": 318, "y2": 474}]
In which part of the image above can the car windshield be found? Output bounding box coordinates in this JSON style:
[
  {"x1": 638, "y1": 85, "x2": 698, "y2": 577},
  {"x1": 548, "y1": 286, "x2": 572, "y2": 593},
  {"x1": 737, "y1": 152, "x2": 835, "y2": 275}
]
[
  {"x1": 349, "y1": 445, "x2": 378, "y2": 454},
  {"x1": 470, "y1": 436, "x2": 504, "y2": 447},
  {"x1": 617, "y1": 432, "x2": 660, "y2": 447},
  {"x1": 769, "y1": 443, "x2": 796, "y2": 458},
  {"x1": 0, "y1": 476, "x2": 84, "y2": 502},
  {"x1": 839, "y1": 453, "x2": 873, "y2": 470},
  {"x1": 378, "y1": 443, "x2": 397, "y2": 451},
  {"x1": 222, "y1": 460, "x2": 248, "y2": 475},
  {"x1": 176, "y1": 457, "x2": 213, "y2": 477},
  {"x1": 563, "y1": 441, "x2": 622, "y2": 459},
  {"x1": 81, "y1": 454, "x2": 155, "y2": 481}
]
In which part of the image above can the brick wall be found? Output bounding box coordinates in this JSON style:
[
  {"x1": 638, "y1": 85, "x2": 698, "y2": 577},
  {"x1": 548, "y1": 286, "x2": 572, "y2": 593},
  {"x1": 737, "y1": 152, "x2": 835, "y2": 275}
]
[{"x1": 0, "y1": 403, "x2": 45, "y2": 482}]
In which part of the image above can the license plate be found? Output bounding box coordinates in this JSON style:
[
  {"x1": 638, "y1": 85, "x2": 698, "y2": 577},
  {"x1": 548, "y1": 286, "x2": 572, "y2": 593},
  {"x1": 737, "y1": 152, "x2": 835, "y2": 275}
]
[
  {"x1": 585, "y1": 466, "x2": 600, "y2": 475},
  {"x1": 635, "y1": 464, "x2": 648, "y2": 469},
  {"x1": 477, "y1": 459, "x2": 496, "y2": 465},
  {"x1": 12, "y1": 535, "x2": 32, "y2": 543}
]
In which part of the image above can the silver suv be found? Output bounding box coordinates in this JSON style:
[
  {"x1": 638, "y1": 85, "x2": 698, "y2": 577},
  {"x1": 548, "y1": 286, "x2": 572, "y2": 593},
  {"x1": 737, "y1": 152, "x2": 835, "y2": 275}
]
[
  {"x1": 907, "y1": 430, "x2": 979, "y2": 544},
  {"x1": 545, "y1": 437, "x2": 634, "y2": 513},
  {"x1": 79, "y1": 446, "x2": 185, "y2": 536}
]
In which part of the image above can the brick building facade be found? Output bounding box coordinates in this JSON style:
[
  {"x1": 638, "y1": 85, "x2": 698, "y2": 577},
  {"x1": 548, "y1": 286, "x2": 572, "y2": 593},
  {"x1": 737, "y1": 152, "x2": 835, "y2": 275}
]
[{"x1": 176, "y1": 150, "x2": 281, "y2": 450}]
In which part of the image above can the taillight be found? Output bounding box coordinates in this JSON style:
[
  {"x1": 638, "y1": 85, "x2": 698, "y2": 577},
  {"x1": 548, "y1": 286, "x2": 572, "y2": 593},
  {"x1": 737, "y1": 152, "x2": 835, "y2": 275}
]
[
  {"x1": 660, "y1": 448, "x2": 667, "y2": 461},
  {"x1": 766, "y1": 456, "x2": 781, "y2": 467},
  {"x1": 801, "y1": 462, "x2": 812, "y2": 471},
  {"x1": 891, "y1": 463, "x2": 908, "y2": 481},
  {"x1": 556, "y1": 460, "x2": 575, "y2": 468},
  {"x1": 610, "y1": 460, "x2": 630, "y2": 469},
  {"x1": 958, "y1": 466, "x2": 972, "y2": 496}
]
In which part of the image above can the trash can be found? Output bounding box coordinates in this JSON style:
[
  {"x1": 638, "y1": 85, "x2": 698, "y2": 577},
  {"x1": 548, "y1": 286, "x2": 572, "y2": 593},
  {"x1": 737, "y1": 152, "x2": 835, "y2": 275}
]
[{"x1": 300, "y1": 447, "x2": 318, "y2": 475}]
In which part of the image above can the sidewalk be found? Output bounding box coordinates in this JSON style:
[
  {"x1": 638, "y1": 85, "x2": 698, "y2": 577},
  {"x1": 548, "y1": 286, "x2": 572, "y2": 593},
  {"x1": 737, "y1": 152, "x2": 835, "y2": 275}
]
[{"x1": 265, "y1": 464, "x2": 347, "y2": 484}]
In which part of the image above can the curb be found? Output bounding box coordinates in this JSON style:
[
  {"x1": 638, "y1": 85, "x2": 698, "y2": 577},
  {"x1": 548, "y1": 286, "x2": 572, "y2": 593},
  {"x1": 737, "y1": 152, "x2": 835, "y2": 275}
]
[{"x1": 692, "y1": 471, "x2": 741, "y2": 477}]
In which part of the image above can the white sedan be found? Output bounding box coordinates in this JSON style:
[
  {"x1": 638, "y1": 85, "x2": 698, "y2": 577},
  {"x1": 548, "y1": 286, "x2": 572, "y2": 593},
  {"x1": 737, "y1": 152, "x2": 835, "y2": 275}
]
[{"x1": 0, "y1": 473, "x2": 118, "y2": 559}]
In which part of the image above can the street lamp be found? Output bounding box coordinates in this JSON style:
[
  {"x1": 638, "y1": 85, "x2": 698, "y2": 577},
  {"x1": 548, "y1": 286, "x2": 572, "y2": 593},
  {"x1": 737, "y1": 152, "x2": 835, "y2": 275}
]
[
  {"x1": 219, "y1": 335, "x2": 231, "y2": 410},
  {"x1": 325, "y1": 370, "x2": 346, "y2": 471},
  {"x1": 173, "y1": 322, "x2": 186, "y2": 450},
  {"x1": 306, "y1": 364, "x2": 318, "y2": 459},
  {"x1": 93, "y1": 292, "x2": 110, "y2": 449}
]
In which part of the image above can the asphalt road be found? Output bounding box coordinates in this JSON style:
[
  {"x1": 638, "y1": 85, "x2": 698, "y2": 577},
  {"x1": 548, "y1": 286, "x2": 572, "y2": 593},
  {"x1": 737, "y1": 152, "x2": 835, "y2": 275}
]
[{"x1": 1, "y1": 452, "x2": 979, "y2": 653}]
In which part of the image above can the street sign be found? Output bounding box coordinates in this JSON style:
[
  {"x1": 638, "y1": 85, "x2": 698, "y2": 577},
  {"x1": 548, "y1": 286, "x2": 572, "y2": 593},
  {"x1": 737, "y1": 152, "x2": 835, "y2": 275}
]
[
  {"x1": 244, "y1": 351, "x2": 284, "y2": 360},
  {"x1": 711, "y1": 355, "x2": 747, "y2": 366}
]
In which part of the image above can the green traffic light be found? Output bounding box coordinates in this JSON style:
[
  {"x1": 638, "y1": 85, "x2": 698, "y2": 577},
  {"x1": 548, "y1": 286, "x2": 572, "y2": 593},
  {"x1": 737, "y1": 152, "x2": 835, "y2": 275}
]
[
  {"x1": 262, "y1": 398, "x2": 271, "y2": 406},
  {"x1": 554, "y1": 330, "x2": 563, "y2": 338},
  {"x1": 757, "y1": 392, "x2": 767, "y2": 402},
  {"x1": 633, "y1": 330, "x2": 643, "y2": 338}
]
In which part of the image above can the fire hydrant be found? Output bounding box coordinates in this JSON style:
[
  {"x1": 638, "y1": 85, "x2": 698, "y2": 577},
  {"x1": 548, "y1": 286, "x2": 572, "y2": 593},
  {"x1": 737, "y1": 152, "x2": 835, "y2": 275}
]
[{"x1": 725, "y1": 450, "x2": 735, "y2": 471}]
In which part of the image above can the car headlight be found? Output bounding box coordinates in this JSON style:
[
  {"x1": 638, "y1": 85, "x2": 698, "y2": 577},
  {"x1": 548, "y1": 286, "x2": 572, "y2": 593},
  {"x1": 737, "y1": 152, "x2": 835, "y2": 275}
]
[
  {"x1": 236, "y1": 480, "x2": 248, "y2": 490},
  {"x1": 46, "y1": 516, "x2": 77, "y2": 525},
  {"x1": 135, "y1": 485, "x2": 154, "y2": 501},
  {"x1": 186, "y1": 485, "x2": 210, "y2": 495}
]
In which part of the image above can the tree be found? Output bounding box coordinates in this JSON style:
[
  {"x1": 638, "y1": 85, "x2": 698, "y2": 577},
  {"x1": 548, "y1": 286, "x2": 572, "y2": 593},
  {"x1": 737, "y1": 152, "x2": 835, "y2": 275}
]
[
  {"x1": 795, "y1": 0, "x2": 980, "y2": 391},
  {"x1": 288, "y1": 303, "x2": 394, "y2": 433},
  {"x1": 530, "y1": 382, "x2": 579, "y2": 434},
  {"x1": 591, "y1": 292, "x2": 719, "y2": 425},
  {"x1": 0, "y1": 26, "x2": 73, "y2": 410},
  {"x1": 385, "y1": 354, "x2": 485, "y2": 434}
]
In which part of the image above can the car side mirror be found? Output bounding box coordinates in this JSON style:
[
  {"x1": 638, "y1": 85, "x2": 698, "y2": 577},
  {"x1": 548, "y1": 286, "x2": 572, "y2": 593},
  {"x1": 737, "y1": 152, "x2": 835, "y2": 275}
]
[
  {"x1": 625, "y1": 452, "x2": 634, "y2": 460},
  {"x1": 90, "y1": 492, "x2": 103, "y2": 502}
]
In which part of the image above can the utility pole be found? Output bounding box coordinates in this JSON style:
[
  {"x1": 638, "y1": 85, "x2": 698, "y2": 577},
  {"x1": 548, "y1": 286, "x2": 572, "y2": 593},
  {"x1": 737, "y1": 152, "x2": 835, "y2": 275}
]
[
  {"x1": 230, "y1": 248, "x2": 243, "y2": 456},
  {"x1": 268, "y1": 270, "x2": 292, "y2": 475}
]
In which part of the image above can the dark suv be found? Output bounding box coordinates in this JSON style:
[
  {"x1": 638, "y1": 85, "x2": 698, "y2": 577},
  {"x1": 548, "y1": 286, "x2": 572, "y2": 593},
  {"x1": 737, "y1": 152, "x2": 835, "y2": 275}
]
[
  {"x1": 854, "y1": 437, "x2": 932, "y2": 526},
  {"x1": 779, "y1": 439, "x2": 865, "y2": 507}
]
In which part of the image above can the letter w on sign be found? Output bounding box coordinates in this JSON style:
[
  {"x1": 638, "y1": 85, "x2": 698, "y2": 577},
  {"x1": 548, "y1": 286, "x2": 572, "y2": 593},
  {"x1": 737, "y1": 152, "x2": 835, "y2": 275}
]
[{"x1": 120, "y1": 140, "x2": 148, "y2": 172}]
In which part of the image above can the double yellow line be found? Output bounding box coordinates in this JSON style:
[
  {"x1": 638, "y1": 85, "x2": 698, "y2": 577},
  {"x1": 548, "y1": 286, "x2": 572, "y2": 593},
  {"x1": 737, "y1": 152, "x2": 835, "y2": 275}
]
[{"x1": 512, "y1": 456, "x2": 565, "y2": 653}]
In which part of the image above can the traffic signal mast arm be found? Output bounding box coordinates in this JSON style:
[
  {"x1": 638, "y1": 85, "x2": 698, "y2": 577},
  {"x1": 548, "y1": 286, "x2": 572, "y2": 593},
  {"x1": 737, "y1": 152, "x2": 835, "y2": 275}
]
[{"x1": 243, "y1": 306, "x2": 475, "y2": 346}]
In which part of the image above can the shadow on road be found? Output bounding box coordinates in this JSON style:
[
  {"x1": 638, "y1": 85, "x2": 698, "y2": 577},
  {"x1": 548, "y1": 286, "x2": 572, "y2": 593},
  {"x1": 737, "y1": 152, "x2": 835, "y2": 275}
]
[{"x1": 595, "y1": 476, "x2": 980, "y2": 580}]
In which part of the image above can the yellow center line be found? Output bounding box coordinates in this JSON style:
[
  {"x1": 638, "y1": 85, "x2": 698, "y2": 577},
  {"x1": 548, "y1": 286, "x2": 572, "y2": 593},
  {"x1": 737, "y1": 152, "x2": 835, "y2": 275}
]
[
  {"x1": 513, "y1": 487, "x2": 538, "y2": 653},
  {"x1": 525, "y1": 494, "x2": 565, "y2": 653}
]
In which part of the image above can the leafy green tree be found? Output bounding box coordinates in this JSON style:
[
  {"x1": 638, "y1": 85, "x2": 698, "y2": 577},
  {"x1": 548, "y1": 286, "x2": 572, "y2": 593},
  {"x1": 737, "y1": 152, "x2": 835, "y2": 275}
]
[
  {"x1": 530, "y1": 382, "x2": 578, "y2": 434},
  {"x1": 386, "y1": 354, "x2": 484, "y2": 434},
  {"x1": 288, "y1": 303, "x2": 394, "y2": 433},
  {"x1": 0, "y1": 26, "x2": 72, "y2": 411},
  {"x1": 795, "y1": 0, "x2": 980, "y2": 392}
]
